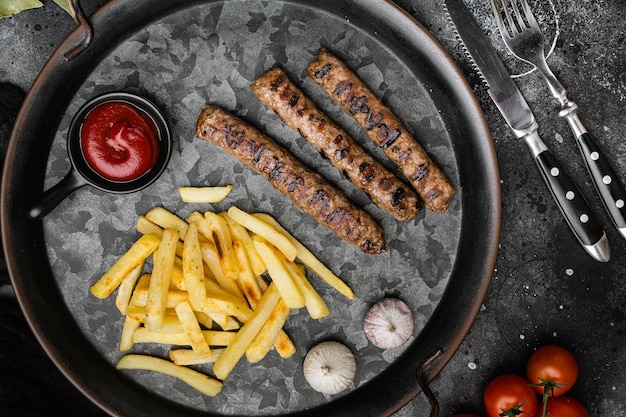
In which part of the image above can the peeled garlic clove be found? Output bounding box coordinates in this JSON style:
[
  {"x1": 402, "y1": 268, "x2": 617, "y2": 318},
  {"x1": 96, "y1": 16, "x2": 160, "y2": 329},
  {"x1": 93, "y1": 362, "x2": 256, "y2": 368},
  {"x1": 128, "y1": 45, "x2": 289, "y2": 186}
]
[
  {"x1": 364, "y1": 297, "x2": 414, "y2": 349},
  {"x1": 303, "y1": 341, "x2": 356, "y2": 395}
]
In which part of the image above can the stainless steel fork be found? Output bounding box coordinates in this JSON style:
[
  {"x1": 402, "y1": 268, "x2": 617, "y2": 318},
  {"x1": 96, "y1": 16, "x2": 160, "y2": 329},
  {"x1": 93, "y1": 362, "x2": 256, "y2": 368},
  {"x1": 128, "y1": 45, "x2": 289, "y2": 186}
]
[{"x1": 492, "y1": 0, "x2": 626, "y2": 239}]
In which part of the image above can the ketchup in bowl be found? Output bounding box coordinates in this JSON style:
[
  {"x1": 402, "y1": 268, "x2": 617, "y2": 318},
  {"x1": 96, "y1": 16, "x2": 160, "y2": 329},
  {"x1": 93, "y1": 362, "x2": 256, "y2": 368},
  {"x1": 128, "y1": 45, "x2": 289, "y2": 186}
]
[
  {"x1": 28, "y1": 92, "x2": 171, "y2": 219},
  {"x1": 81, "y1": 102, "x2": 160, "y2": 181}
]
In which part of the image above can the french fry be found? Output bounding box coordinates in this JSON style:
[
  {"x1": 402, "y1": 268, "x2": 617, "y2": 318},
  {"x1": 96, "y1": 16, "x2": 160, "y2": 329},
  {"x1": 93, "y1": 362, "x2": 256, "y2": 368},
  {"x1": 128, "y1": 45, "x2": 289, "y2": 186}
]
[
  {"x1": 159, "y1": 315, "x2": 185, "y2": 333},
  {"x1": 136, "y1": 215, "x2": 164, "y2": 237},
  {"x1": 194, "y1": 311, "x2": 213, "y2": 329},
  {"x1": 254, "y1": 213, "x2": 355, "y2": 300},
  {"x1": 204, "y1": 211, "x2": 239, "y2": 281},
  {"x1": 228, "y1": 206, "x2": 297, "y2": 261},
  {"x1": 115, "y1": 264, "x2": 145, "y2": 315},
  {"x1": 225, "y1": 214, "x2": 266, "y2": 276},
  {"x1": 225, "y1": 216, "x2": 296, "y2": 358},
  {"x1": 253, "y1": 237, "x2": 305, "y2": 309},
  {"x1": 125, "y1": 306, "x2": 145, "y2": 322},
  {"x1": 126, "y1": 306, "x2": 178, "y2": 323},
  {"x1": 201, "y1": 242, "x2": 244, "y2": 301},
  {"x1": 90, "y1": 233, "x2": 160, "y2": 299},
  {"x1": 201, "y1": 330, "x2": 237, "y2": 347},
  {"x1": 273, "y1": 332, "x2": 296, "y2": 359},
  {"x1": 186, "y1": 211, "x2": 214, "y2": 243},
  {"x1": 245, "y1": 298, "x2": 291, "y2": 363},
  {"x1": 119, "y1": 315, "x2": 141, "y2": 352},
  {"x1": 171, "y1": 260, "x2": 217, "y2": 292},
  {"x1": 145, "y1": 207, "x2": 189, "y2": 240},
  {"x1": 207, "y1": 313, "x2": 240, "y2": 331},
  {"x1": 169, "y1": 348, "x2": 224, "y2": 366},
  {"x1": 145, "y1": 228, "x2": 179, "y2": 331},
  {"x1": 135, "y1": 272, "x2": 151, "y2": 291},
  {"x1": 117, "y1": 354, "x2": 223, "y2": 397},
  {"x1": 175, "y1": 300, "x2": 211, "y2": 354},
  {"x1": 204, "y1": 296, "x2": 253, "y2": 323},
  {"x1": 201, "y1": 279, "x2": 244, "y2": 330},
  {"x1": 204, "y1": 275, "x2": 241, "y2": 301},
  {"x1": 169, "y1": 263, "x2": 186, "y2": 291},
  {"x1": 224, "y1": 216, "x2": 264, "y2": 306},
  {"x1": 131, "y1": 286, "x2": 188, "y2": 308},
  {"x1": 213, "y1": 283, "x2": 282, "y2": 381},
  {"x1": 164, "y1": 291, "x2": 189, "y2": 308},
  {"x1": 137, "y1": 216, "x2": 185, "y2": 258},
  {"x1": 132, "y1": 328, "x2": 236, "y2": 346},
  {"x1": 124, "y1": 275, "x2": 151, "y2": 323},
  {"x1": 178, "y1": 185, "x2": 233, "y2": 203},
  {"x1": 131, "y1": 329, "x2": 190, "y2": 345},
  {"x1": 283, "y1": 259, "x2": 330, "y2": 320},
  {"x1": 182, "y1": 223, "x2": 206, "y2": 310}
]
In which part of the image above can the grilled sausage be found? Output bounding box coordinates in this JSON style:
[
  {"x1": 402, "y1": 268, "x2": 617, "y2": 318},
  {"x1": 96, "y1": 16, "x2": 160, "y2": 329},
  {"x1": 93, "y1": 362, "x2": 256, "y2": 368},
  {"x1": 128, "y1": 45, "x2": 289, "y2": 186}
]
[
  {"x1": 251, "y1": 67, "x2": 420, "y2": 222},
  {"x1": 308, "y1": 48, "x2": 455, "y2": 212},
  {"x1": 195, "y1": 105, "x2": 386, "y2": 254}
]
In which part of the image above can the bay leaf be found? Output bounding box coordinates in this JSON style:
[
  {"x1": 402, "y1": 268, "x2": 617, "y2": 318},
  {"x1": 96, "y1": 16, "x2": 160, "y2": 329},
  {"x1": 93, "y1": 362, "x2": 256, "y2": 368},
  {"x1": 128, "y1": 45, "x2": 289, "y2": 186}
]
[
  {"x1": 53, "y1": 0, "x2": 77, "y2": 23},
  {"x1": 0, "y1": 0, "x2": 43, "y2": 19}
]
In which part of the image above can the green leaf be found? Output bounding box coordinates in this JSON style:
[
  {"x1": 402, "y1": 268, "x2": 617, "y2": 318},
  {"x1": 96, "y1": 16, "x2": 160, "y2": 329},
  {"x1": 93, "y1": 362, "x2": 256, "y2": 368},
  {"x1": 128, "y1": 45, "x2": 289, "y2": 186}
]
[
  {"x1": 0, "y1": 0, "x2": 43, "y2": 19},
  {"x1": 53, "y1": 0, "x2": 77, "y2": 22}
]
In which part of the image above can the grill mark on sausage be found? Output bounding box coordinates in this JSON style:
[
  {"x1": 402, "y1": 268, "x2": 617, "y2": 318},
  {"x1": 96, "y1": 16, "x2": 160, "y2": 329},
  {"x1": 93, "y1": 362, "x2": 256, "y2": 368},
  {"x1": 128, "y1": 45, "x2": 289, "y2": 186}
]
[
  {"x1": 288, "y1": 93, "x2": 299, "y2": 108},
  {"x1": 196, "y1": 105, "x2": 386, "y2": 254},
  {"x1": 336, "y1": 148, "x2": 349, "y2": 160},
  {"x1": 391, "y1": 187, "x2": 406, "y2": 208},
  {"x1": 412, "y1": 162, "x2": 429, "y2": 182},
  {"x1": 251, "y1": 67, "x2": 420, "y2": 222},
  {"x1": 313, "y1": 64, "x2": 332, "y2": 78},
  {"x1": 365, "y1": 111, "x2": 383, "y2": 130},
  {"x1": 307, "y1": 48, "x2": 455, "y2": 212},
  {"x1": 251, "y1": 143, "x2": 264, "y2": 165},
  {"x1": 376, "y1": 124, "x2": 401, "y2": 149},
  {"x1": 333, "y1": 81, "x2": 351, "y2": 96},
  {"x1": 350, "y1": 96, "x2": 369, "y2": 114},
  {"x1": 268, "y1": 157, "x2": 282, "y2": 181}
]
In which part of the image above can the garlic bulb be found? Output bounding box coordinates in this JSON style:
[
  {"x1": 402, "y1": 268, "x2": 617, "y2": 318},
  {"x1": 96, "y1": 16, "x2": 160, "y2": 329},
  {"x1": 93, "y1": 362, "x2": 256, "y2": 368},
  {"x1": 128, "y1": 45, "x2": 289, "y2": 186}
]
[
  {"x1": 303, "y1": 341, "x2": 357, "y2": 395},
  {"x1": 364, "y1": 298, "x2": 414, "y2": 349}
]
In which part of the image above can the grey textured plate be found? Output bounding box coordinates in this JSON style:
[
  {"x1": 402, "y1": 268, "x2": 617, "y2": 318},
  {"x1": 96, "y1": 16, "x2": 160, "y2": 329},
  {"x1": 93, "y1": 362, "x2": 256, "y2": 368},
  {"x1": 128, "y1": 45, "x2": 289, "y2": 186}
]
[{"x1": 2, "y1": 0, "x2": 500, "y2": 415}]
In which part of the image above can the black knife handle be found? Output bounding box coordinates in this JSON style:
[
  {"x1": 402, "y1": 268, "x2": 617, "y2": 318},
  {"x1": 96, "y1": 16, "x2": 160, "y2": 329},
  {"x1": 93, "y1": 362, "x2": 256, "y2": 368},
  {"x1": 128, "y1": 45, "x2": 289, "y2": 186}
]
[
  {"x1": 534, "y1": 149, "x2": 606, "y2": 247},
  {"x1": 576, "y1": 132, "x2": 626, "y2": 232}
]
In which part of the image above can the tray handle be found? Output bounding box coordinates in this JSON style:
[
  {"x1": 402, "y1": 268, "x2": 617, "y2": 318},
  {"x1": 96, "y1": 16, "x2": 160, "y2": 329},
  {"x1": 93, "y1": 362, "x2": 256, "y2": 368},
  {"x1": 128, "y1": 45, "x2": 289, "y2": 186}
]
[
  {"x1": 64, "y1": 0, "x2": 93, "y2": 61},
  {"x1": 417, "y1": 348, "x2": 444, "y2": 417}
]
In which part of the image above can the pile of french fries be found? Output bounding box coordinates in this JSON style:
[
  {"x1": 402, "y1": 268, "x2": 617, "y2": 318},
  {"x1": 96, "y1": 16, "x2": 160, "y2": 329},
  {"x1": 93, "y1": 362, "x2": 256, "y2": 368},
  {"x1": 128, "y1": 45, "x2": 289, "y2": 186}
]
[{"x1": 89, "y1": 192, "x2": 355, "y2": 397}]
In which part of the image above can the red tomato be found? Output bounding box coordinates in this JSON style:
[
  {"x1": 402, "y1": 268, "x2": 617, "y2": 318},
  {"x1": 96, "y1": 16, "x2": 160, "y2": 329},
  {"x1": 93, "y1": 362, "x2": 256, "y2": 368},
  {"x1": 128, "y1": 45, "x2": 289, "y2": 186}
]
[
  {"x1": 484, "y1": 374, "x2": 538, "y2": 417},
  {"x1": 535, "y1": 396, "x2": 588, "y2": 417},
  {"x1": 526, "y1": 345, "x2": 578, "y2": 397}
]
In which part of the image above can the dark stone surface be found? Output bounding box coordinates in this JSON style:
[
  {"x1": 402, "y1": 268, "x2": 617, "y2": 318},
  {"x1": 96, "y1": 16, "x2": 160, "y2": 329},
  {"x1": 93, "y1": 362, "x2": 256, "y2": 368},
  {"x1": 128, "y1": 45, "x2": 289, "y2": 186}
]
[{"x1": 1, "y1": 0, "x2": 624, "y2": 416}]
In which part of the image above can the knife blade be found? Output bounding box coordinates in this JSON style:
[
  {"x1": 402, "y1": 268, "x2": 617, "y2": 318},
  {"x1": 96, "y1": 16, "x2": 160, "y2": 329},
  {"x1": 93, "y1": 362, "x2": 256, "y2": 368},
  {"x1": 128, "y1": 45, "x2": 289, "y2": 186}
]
[{"x1": 444, "y1": 0, "x2": 610, "y2": 262}]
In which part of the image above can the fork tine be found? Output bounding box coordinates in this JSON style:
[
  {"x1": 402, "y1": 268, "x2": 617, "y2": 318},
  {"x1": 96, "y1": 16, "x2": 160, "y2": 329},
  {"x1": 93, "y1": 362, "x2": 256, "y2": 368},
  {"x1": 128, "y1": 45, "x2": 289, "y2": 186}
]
[
  {"x1": 491, "y1": 0, "x2": 512, "y2": 38},
  {"x1": 490, "y1": 0, "x2": 507, "y2": 37},
  {"x1": 519, "y1": 0, "x2": 540, "y2": 30},
  {"x1": 492, "y1": 0, "x2": 548, "y2": 66},
  {"x1": 501, "y1": 1, "x2": 518, "y2": 35},
  {"x1": 510, "y1": 0, "x2": 526, "y2": 32}
]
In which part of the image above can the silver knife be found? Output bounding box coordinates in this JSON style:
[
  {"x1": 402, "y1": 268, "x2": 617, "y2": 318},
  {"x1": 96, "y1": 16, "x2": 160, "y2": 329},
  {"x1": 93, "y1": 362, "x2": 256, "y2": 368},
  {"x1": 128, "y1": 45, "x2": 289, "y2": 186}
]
[{"x1": 444, "y1": 0, "x2": 610, "y2": 262}]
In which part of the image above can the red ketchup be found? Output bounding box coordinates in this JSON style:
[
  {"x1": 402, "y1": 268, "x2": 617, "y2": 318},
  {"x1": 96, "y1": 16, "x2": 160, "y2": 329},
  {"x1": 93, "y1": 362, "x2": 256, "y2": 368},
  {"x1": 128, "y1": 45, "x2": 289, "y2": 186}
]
[{"x1": 80, "y1": 102, "x2": 160, "y2": 181}]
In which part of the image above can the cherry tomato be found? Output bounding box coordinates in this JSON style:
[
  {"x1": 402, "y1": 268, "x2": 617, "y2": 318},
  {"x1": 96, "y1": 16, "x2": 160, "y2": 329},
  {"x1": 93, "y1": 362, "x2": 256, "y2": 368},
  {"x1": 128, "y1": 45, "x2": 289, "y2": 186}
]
[
  {"x1": 526, "y1": 345, "x2": 578, "y2": 397},
  {"x1": 535, "y1": 396, "x2": 588, "y2": 417},
  {"x1": 484, "y1": 374, "x2": 538, "y2": 417}
]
